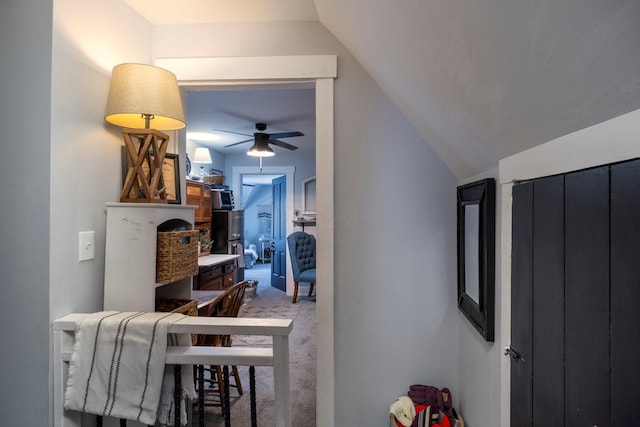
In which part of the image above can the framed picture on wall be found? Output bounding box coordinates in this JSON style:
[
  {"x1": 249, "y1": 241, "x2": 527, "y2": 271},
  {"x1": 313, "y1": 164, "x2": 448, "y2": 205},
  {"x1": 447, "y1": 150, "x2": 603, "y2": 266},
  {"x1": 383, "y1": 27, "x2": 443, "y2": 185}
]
[
  {"x1": 121, "y1": 147, "x2": 181, "y2": 204},
  {"x1": 161, "y1": 153, "x2": 181, "y2": 204},
  {"x1": 302, "y1": 176, "x2": 316, "y2": 215}
]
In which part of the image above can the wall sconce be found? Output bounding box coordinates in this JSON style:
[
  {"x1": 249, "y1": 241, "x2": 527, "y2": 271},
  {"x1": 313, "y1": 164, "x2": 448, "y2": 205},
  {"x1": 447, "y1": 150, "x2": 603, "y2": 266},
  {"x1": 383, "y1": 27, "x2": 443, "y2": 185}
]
[
  {"x1": 192, "y1": 147, "x2": 212, "y2": 177},
  {"x1": 105, "y1": 63, "x2": 185, "y2": 203}
]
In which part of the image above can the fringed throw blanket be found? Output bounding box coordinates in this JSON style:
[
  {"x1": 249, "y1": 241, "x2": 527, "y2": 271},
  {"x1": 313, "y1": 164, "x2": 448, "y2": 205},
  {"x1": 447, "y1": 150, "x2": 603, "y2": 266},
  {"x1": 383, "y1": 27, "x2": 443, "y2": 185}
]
[{"x1": 64, "y1": 311, "x2": 196, "y2": 425}]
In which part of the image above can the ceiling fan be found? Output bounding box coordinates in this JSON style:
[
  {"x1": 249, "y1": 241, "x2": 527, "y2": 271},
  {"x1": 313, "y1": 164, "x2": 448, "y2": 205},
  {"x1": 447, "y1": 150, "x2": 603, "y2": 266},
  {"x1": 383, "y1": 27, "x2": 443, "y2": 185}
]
[{"x1": 218, "y1": 122, "x2": 303, "y2": 152}]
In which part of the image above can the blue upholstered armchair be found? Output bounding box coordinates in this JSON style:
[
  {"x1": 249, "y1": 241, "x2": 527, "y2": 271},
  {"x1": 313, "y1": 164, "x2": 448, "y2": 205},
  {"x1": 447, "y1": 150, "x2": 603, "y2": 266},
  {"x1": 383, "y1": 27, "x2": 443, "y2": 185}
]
[{"x1": 286, "y1": 231, "x2": 316, "y2": 303}]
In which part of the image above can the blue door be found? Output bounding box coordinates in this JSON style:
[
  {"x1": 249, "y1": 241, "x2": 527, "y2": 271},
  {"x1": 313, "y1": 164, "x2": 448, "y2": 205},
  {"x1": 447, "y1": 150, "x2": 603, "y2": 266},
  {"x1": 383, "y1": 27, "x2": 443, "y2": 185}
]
[{"x1": 271, "y1": 175, "x2": 287, "y2": 291}]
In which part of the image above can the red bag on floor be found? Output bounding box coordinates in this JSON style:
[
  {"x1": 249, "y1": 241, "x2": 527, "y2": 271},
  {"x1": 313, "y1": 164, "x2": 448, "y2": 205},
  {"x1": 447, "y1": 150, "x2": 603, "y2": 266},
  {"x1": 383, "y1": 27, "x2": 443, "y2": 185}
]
[{"x1": 393, "y1": 404, "x2": 429, "y2": 427}]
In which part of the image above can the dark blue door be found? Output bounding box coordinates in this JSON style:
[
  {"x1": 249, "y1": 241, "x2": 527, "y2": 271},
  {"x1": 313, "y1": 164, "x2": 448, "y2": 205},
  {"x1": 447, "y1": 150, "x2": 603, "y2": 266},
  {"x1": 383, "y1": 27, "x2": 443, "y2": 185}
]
[{"x1": 271, "y1": 175, "x2": 287, "y2": 291}]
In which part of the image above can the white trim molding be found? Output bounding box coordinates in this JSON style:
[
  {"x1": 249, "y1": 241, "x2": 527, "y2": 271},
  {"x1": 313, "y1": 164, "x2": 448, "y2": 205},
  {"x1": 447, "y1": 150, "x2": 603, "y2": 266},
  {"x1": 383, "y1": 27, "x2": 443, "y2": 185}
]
[{"x1": 155, "y1": 55, "x2": 336, "y2": 427}]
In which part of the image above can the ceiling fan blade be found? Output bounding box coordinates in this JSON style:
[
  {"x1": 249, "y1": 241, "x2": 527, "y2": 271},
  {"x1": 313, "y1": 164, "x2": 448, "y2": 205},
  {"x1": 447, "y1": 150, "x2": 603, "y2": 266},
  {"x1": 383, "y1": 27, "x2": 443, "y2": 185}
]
[
  {"x1": 269, "y1": 139, "x2": 298, "y2": 150},
  {"x1": 224, "y1": 138, "x2": 254, "y2": 148},
  {"x1": 212, "y1": 128, "x2": 253, "y2": 137},
  {"x1": 220, "y1": 110, "x2": 261, "y2": 124},
  {"x1": 268, "y1": 131, "x2": 304, "y2": 139}
]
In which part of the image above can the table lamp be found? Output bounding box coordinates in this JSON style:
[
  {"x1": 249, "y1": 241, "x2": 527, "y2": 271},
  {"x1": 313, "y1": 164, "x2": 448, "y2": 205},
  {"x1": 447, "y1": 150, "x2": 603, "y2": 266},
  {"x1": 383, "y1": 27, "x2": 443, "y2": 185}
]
[
  {"x1": 105, "y1": 63, "x2": 185, "y2": 203},
  {"x1": 192, "y1": 147, "x2": 212, "y2": 178}
]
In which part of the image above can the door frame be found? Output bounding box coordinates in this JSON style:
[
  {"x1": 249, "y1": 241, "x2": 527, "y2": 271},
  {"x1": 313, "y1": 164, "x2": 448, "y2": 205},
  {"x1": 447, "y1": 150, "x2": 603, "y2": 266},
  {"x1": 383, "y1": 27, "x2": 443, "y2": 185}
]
[
  {"x1": 231, "y1": 166, "x2": 295, "y2": 292},
  {"x1": 499, "y1": 110, "x2": 640, "y2": 426},
  {"x1": 156, "y1": 55, "x2": 336, "y2": 426}
]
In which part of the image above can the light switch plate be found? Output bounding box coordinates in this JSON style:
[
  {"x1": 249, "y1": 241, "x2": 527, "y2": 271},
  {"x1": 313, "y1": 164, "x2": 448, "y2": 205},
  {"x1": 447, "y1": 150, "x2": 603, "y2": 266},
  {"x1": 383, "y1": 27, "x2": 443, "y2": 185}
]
[{"x1": 79, "y1": 231, "x2": 95, "y2": 261}]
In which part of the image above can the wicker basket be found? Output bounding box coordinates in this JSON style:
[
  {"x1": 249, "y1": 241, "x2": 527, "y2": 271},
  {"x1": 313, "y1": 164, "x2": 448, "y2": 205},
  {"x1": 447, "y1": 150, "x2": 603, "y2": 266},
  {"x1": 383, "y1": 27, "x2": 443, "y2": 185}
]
[
  {"x1": 203, "y1": 175, "x2": 224, "y2": 185},
  {"x1": 155, "y1": 298, "x2": 198, "y2": 344},
  {"x1": 155, "y1": 298, "x2": 198, "y2": 316},
  {"x1": 156, "y1": 230, "x2": 199, "y2": 283}
]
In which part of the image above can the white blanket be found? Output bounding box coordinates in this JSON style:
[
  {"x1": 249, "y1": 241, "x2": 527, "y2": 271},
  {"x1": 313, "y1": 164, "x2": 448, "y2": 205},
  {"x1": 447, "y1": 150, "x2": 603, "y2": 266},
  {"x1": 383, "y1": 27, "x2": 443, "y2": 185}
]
[
  {"x1": 64, "y1": 311, "x2": 195, "y2": 425},
  {"x1": 245, "y1": 246, "x2": 258, "y2": 262}
]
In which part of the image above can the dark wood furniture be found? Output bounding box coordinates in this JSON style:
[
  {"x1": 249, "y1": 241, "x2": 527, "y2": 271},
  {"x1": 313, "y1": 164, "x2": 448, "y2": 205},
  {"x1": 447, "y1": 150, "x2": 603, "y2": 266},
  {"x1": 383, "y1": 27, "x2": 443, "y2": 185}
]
[
  {"x1": 194, "y1": 254, "x2": 238, "y2": 291},
  {"x1": 186, "y1": 180, "x2": 212, "y2": 225}
]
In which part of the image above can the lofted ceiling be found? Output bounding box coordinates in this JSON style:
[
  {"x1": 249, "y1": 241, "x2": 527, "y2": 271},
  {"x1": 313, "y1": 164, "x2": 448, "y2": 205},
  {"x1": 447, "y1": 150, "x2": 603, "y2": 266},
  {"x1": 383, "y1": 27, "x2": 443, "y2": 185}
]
[{"x1": 125, "y1": 0, "x2": 640, "y2": 178}]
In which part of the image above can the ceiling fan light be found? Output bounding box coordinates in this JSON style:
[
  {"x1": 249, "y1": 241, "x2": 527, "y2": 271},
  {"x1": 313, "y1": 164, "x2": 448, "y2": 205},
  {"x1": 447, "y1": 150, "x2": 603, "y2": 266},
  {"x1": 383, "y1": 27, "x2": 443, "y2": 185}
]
[{"x1": 247, "y1": 142, "x2": 275, "y2": 157}]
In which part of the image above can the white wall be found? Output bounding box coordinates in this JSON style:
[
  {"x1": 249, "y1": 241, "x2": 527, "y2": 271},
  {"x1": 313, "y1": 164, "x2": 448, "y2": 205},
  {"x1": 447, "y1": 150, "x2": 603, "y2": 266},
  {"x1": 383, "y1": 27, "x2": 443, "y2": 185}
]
[
  {"x1": 50, "y1": 0, "x2": 151, "y2": 425},
  {"x1": 333, "y1": 69, "x2": 459, "y2": 424},
  {"x1": 153, "y1": 22, "x2": 459, "y2": 426},
  {"x1": 498, "y1": 107, "x2": 640, "y2": 426},
  {"x1": 50, "y1": 0, "x2": 152, "y2": 319},
  {"x1": 0, "y1": 1, "x2": 52, "y2": 424}
]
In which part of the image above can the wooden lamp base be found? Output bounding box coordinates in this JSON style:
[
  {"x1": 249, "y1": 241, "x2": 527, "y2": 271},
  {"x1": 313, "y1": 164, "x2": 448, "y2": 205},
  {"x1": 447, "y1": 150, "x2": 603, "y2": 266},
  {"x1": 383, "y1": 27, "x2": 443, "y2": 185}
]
[{"x1": 120, "y1": 128, "x2": 170, "y2": 203}]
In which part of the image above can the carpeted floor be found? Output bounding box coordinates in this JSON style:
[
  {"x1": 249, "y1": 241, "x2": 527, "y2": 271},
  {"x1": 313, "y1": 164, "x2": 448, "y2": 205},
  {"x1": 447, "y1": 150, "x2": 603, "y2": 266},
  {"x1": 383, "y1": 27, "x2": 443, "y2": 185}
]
[{"x1": 196, "y1": 263, "x2": 317, "y2": 426}]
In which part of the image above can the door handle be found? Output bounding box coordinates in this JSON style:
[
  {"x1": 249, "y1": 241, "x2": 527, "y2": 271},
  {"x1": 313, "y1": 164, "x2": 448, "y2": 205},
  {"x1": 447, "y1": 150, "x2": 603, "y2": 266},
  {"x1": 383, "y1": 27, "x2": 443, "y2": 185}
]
[{"x1": 504, "y1": 345, "x2": 525, "y2": 361}]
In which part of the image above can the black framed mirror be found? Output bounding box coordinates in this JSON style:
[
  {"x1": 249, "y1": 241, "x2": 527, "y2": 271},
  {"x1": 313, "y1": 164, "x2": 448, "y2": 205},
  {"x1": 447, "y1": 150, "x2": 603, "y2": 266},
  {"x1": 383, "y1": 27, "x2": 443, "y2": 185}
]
[{"x1": 457, "y1": 178, "x2": 495, "y2": 341}]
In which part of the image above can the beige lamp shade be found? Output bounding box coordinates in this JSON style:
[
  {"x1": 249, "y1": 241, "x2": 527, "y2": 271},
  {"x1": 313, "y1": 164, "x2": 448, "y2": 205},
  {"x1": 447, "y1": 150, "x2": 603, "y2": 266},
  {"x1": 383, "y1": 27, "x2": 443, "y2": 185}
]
[{"x1": 105, "y1": 63, "x2": 186, "y2": 130}]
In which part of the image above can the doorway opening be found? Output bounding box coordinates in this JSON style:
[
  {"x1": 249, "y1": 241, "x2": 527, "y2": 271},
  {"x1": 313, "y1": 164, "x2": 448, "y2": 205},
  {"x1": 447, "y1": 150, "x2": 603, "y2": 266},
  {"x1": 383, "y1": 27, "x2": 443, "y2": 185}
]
[
  {"x1": 156, "y1": 55, "x2": 336, "y2": 425},
  {"x1": 241, "y1": 173, "x2": 283, "y2": 284},
  {"x1": 233, "y1": 166, "x2": 297, "y2": 293},
  {"x1": 242, "y1": 173, "x2": 280, "y2": 258}
]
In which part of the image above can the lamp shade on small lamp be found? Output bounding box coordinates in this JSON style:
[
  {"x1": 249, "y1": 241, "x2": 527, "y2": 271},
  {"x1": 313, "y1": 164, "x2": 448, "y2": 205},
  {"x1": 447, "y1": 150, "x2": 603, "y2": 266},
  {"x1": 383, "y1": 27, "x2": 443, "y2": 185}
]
[
  {"x1": 192, "y1": 147, "x2": 212, "y2": 163},
  {"x1": 192, "y1": 147, "x2": 212, "y2": 176},
  {"x1": 105, "y1": 63, "x2": 186, "y2": 130}
]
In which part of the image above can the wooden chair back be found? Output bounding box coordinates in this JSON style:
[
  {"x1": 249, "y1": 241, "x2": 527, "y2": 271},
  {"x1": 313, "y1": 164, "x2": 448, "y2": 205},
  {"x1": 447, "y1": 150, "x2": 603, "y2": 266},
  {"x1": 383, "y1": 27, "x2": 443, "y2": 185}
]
[{"x1": 198, "y1": 280, "x2": 248, "y2": 346}]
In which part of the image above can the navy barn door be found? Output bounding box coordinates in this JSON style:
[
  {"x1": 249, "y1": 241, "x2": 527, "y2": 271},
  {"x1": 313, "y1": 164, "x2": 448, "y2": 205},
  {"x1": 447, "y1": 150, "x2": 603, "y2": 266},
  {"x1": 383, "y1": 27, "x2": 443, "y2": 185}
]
[{"x1": 510, "y1": 159, "x2": 640, "y2": 426}]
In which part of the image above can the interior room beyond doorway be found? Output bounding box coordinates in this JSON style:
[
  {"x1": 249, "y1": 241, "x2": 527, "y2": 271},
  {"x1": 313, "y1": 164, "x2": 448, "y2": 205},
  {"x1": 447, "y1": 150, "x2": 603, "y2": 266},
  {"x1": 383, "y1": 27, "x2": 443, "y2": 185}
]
[
  {"x1": 157, "y1": 54, "x2": 336, "y2": 426},
  {"x1": 242, "y1": 173, "x2": 282, "y2": 271}
]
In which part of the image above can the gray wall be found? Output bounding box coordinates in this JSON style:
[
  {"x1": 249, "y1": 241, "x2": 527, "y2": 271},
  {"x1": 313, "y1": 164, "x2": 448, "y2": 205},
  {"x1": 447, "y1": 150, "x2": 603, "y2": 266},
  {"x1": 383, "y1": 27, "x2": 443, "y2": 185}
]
[
  {"x1": 458, "y1": 167, "x2": 502, "y2": 426},
  {"x1": 0, "y1": 1, "x2": 52, "y2": 424},
  {"x1": 50, "y1": 0, "x2": 152, "y2": 321}
]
